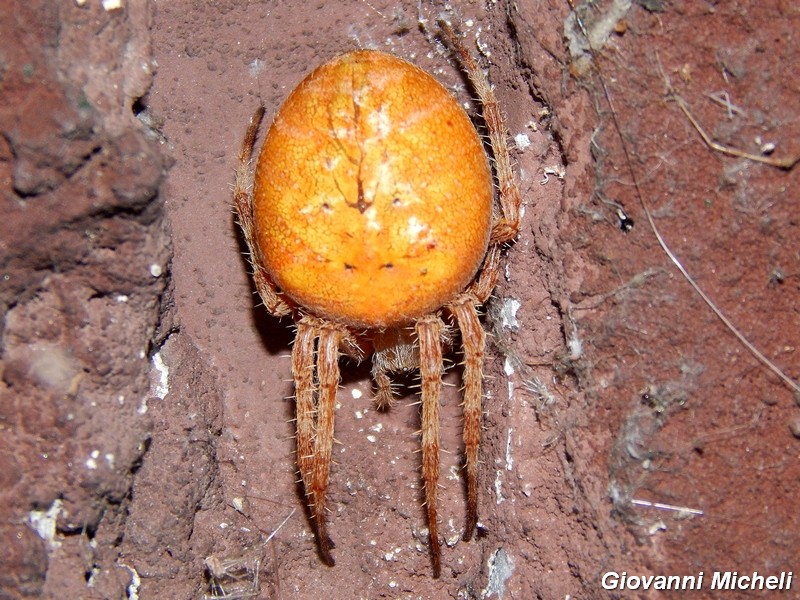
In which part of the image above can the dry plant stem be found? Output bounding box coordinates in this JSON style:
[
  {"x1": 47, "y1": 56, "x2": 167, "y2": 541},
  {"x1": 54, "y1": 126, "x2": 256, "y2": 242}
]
[
  {"x1": 639, "y1": 206, "x2": 800, "y2": 395},
  {"x1": 263, "y1": 508, "x2": 297, "y2": 544},
  {"x1": 417, "y1": 314, "x2": 444, "y2": 578},
  {"x1": 630, "y1": 498, "x2": 704, "y2": 516},
  {"x1": 448, "y1": 296, "x2": 485, "y2": 539},
  {"x1": 671, "y1": 92, "x2": 800, "y2": 170},
  {"x1": 567, "y1": 0, "x2": 800, "y2": 395}
]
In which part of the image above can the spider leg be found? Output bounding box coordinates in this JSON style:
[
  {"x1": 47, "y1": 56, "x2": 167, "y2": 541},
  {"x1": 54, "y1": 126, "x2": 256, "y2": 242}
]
[
  {"x1": 371, "y1": 327, "x2": 417, "y2": 410},
  {"x1": 438, "y1": 21, "x2": 521, "y2": 245},
  {"x1": 436, "y1": 25, "x2": 523, "y2": 540},
  {"x1": 448, "y1": 295, "x2": 485, "y2": 541},
  {"x1": 234, "y1": 106, "x2": 293, "y2": 317},
  {"x1": 291, "y1": 319, "x2": 333, "y2": 564},
  {"x1": 416, "y1": 314, "x2": 444, "y2": 578},
  {"x1": 312, "y1": 324, "x2": 342, "y2": 566},
  {"x1": 234, "y1": 105, "x2": 263, "y2": 208},
  {"x1": 372, "y1": 363, "x2": 395, "y2": 410},
  {"x1": 466, "y1": 244, "x2": 501, "y2": 304}
]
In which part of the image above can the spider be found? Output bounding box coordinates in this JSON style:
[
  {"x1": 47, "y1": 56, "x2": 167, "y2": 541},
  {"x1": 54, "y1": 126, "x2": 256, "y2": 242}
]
[{"x1": 233, "y1": 22, "x2": 520, "y2": 577}]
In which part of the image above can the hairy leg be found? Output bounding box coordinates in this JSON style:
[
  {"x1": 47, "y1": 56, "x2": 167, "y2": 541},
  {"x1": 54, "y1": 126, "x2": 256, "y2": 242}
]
[
  {"x1": 467, "y1": 244, "x2": 501, "y2": 304},
  {"x1": 291, "y1": 319, "x2": 333, "y2": 562},
  {"x1": 371, "y1": 327, "x2": 418, "y2": 410},
  {"x1": 312, "y1": 324, "x2": 342, "y2": 565},
  {"x1": 234, "y1": 106, "x2": 293, "y2": 317},
  {"x1": 416, "y1": 314, "x2": 444, "y2": 577},
  {"x1": 448, "y1": 296, "x2": 485, "y2": 541},
  {"x1": 438, "y1": 21, "x2": 521, "y2": 245},
  {"x1": 371, "y1": 364, "x2": 394, "y2": 410},
  {"x1": 436, "y1": 21, "x2": 523, "y2": 543}
]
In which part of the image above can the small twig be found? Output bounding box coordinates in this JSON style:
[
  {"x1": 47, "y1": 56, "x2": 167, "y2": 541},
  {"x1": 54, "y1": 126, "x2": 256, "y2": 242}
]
[
  {"x1": 706, "y1": 90, "x2": 745, "y2": 119},
  {"x1": 631, "y1": 498, "x2": 704, "y2": 516},
  {"x1": 261, "y1": 508, "x2": 295, "y2": 543},
  {"x1": 692, "y1": 408, "x2": 762, "y2": 448},
  {"x1": 668, "y1": 85, "x2": 800, "y2": 170},
  {"x1": 573, "y1": 268, "x2": 663, "y2": 312}
]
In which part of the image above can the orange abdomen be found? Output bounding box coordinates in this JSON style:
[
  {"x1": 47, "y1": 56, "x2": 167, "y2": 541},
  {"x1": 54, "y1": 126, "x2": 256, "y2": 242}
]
[{"x1": 253, "y1": 50, "x2": 492, "y2": 328}]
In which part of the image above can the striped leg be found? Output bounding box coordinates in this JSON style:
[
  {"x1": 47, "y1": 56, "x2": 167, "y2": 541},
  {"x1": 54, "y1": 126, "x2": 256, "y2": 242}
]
[
  {"x1": 292, "y1": 319, "x2": 342, "y2": 565},
  {"x1": 291, "y1": 320, "x2": 332, "y2": 561},
  {"x1": 234, "y1": 105, "x2": 293, "y2": 317},
  {"x1": 311, "y1": 325, "x2": 342, "y2": 565},
  {"x1": 416, "y1": 314, "x2": 444, "y2": 577},
  {"x1": 448, "y1": 296, "x2": 485, "y2": 540}
]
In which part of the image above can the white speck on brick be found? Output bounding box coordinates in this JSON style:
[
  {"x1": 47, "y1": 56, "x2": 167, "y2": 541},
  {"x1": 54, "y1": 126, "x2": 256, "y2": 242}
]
[
  {"x1": 482, "y1": 548, "x2": 514, "y2": 599},
  {"x1": 494, "y1": 470, "x2": 505, "y2": 504},
  {"x1": 505, "y1": 429, "x2": 514, "y2": 471},
  {"x1": 28, "y1": 499, "x2": 63, "y2": 548},
  {"x1": 120, "y1": 563, "x2": 140, "y2": 600},
  {"x1": 86, "y1": 449, "x2": 100, "y2": 470},
  {"x1": 152, "y1": 351, "x2": 169, "y2": 400},
  {"x1": 500, "y1": 298, "x2": 520, "y2": 330}
]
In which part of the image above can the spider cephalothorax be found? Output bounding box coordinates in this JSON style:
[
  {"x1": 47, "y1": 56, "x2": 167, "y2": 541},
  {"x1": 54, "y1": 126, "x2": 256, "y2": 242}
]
[{"x1": 233, "y1": 23, "x2": 520, "y2": 577}]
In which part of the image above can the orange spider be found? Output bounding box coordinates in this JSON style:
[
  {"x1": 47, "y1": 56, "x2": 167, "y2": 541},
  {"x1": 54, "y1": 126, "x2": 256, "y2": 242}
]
[{"x1": 233, "y1": 23, "x2": 520, "y2": 577}]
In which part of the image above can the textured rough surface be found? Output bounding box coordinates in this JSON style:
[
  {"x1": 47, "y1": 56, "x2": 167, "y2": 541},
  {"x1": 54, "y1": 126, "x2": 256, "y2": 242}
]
[
  {"x1": 0, "y1": 1, "x2": 171, "y2": 597},
  {"x1": 2, "y1": 0, "x2": 798, "y2": 599}
]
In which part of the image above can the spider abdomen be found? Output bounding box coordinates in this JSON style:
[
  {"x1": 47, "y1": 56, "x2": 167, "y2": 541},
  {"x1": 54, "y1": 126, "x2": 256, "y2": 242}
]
[{"x1": 253, "y1": 50, "x2": 493, "y2": 329}]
